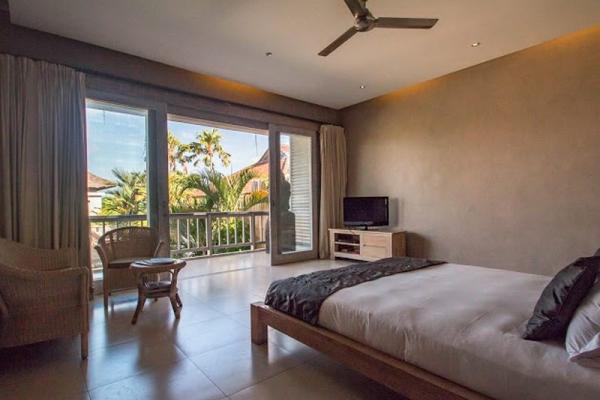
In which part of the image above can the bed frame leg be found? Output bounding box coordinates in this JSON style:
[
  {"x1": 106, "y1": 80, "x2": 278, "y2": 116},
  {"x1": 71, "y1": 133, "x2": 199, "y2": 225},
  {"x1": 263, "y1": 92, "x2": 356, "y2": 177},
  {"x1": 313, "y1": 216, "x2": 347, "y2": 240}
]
[{"x1": 251, "y1": 303, "x2": 268, "y2": 345}]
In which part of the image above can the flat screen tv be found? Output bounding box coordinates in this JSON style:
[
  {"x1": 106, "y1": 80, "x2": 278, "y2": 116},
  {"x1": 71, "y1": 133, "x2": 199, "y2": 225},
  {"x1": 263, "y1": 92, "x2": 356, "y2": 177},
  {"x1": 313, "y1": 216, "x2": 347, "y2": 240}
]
[{"x1": 343, "y1": 197, "x2": 389, "y2": 228}]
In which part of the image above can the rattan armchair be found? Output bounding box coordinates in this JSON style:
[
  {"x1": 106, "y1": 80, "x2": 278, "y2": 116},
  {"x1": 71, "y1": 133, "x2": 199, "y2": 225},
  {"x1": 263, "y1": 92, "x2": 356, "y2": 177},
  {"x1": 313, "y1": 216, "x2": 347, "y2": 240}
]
[
  {"x1": 0, "y1": 238, "x2": 89, "y2": 359},
  {"x1": 95, "y1": 227, "x2": 165, "y2": 309}
]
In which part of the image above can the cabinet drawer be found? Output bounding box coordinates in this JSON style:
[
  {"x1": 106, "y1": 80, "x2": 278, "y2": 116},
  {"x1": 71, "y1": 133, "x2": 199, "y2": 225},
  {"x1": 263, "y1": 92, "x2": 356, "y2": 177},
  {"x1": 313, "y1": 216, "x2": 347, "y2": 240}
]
[
  {"x1": 361, "y1": 234, "x2": 389, "y2": 248},
  {"x1": 361, "y1": 245, "x2": 388, "y2": 260}
]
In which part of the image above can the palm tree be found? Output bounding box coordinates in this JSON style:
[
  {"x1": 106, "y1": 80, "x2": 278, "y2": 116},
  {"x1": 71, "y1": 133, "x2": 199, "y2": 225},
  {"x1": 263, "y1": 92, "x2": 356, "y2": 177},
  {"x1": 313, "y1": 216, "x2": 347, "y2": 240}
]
[
  {"x1": 168, "y1": 171, "x2": 199, "y2": 213},
  {"x1": 182, "y1": 128, "x2": 231, "y2": 172},
  {"x1": 183, "y1": 169, "x2": 267, "y2": 212},
  {"x1": 101, "y1": 169, "x2": 147, "y2": 215},
  {"x1": 176, "y1": 169, "x2": 267, "y2": 255},
  {"x1": 167, "y1": 131, "x2": 188, "y2": 173}
]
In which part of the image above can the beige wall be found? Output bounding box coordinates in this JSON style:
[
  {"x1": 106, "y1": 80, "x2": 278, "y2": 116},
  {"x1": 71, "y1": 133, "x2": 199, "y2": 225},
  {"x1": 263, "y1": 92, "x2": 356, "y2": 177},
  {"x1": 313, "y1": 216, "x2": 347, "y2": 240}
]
[{"x1": 342, "y1": 26, "x2": 600, "y2": 276}]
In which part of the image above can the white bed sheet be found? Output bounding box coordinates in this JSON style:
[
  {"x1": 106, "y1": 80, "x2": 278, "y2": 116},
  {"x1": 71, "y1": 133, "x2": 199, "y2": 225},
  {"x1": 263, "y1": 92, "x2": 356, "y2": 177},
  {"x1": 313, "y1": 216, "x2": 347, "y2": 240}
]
[{"x1": 318, "y1": 263, "x2": 600, "y2": 400}]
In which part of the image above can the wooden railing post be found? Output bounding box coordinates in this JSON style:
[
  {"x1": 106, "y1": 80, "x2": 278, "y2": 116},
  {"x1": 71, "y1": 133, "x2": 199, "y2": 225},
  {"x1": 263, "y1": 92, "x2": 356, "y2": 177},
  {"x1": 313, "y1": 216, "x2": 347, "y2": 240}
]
[
  {"x1": 250, "y1": 212, "x2": 256, "y2": 251},
  {"x1": 176, "y1": 218, "x2": 181, "y2": 251},
  {"x1": 242, "y1": 216, "x2": 246, "y2": 244},
  {"x1": 226, "y1": 216, "x2": 230, "y2": 246},
  {"x1": 206, "y1": 214, "x2": 212, "y2": 256},
  {"x1": 234, "y1": 216, "x2": 238, "y2": 244},
  {"x1": 185, "y1": 218, "x2": 191, "y2": 250}
]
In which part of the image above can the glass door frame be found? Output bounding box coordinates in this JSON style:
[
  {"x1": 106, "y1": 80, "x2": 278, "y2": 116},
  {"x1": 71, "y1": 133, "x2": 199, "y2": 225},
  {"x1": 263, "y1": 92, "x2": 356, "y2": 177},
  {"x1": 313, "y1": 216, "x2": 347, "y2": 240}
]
[
  {"x1": 165, "y1": 110, "x2": 270, "y2": 258},
  {"x1": 268, "y1": 124, "x2": 319, "y2": 265},
  {"x1": 86, "y1": 89, "x2": 170, "y2": 256}
]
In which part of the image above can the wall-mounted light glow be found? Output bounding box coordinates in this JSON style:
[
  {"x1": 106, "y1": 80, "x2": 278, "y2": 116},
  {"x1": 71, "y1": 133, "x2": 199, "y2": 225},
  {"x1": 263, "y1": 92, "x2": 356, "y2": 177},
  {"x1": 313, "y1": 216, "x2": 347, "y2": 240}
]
[
  {"x1": 471, "y1": 42, "x2": 481, "y2": 47},
  {"x1": 360, "y1": 84, "x2": 366, "y2": 89},
  {"x1": 265, "y1": 51, "x2": 273, "y2": 56}
]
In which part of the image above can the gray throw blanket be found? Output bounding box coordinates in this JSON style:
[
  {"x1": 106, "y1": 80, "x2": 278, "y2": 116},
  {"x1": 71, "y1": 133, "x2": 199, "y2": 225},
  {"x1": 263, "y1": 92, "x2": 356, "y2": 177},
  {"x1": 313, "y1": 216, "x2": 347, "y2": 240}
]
[{"x1": 265, "y1": 257, "x2": 445, "y2": 325}]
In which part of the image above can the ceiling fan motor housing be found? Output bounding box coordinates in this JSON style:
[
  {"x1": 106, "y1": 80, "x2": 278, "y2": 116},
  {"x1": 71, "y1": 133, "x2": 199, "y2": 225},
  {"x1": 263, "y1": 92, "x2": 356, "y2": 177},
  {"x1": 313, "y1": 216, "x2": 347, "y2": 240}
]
[{"x1": 355, "y1": 14, "x2": 376, "y2": 32}]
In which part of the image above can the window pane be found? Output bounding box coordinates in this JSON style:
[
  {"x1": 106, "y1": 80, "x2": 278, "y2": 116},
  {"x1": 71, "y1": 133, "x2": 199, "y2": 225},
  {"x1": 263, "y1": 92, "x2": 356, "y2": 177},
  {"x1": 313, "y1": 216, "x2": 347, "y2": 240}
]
[
  {"x1": 86, "y1": 100, "x2": 148, "y2": 275},
  {"x1": 277, "y1": 133, "x2": 313, "y2": 254},
  {"x1": 167, "y1": 116, "x2": 269, "y2": 258}
]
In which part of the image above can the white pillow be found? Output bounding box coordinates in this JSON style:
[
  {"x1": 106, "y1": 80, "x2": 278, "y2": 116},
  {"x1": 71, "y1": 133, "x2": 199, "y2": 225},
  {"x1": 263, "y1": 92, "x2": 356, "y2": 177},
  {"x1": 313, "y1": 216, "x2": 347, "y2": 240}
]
[{"x1": 566, "y1": 282, "x2": 600, "y2": 367}]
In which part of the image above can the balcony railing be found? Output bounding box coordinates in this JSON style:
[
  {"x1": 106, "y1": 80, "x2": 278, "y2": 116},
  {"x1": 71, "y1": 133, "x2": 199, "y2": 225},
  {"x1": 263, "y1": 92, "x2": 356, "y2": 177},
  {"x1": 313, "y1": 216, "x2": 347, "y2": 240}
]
[{"x1": 89, "y1": 211, "x2": 269, "y2": 272}]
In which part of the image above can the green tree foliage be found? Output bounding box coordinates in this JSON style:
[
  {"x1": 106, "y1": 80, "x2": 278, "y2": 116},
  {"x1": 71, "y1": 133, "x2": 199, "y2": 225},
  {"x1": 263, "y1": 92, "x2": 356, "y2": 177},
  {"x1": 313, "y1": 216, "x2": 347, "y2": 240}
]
[
  {"x1": 183, "y1": 169, "x2": 268, "y2": 212},
  {"x1": 100, "y1": 169, "x2": 147, "y2": 215},
  {"x1": 100, "y1": 128, "x2": 266, "y2": 216},
  {"x1": 168, "y1": 171, "x2": 199, "y2": 213}
]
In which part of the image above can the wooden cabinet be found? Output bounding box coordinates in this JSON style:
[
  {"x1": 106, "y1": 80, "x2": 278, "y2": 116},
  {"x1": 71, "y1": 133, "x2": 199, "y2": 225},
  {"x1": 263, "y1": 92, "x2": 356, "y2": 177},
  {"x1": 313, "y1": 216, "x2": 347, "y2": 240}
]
[{"x1": 329, "y1": 229, "x2": 406, "y2": 261}]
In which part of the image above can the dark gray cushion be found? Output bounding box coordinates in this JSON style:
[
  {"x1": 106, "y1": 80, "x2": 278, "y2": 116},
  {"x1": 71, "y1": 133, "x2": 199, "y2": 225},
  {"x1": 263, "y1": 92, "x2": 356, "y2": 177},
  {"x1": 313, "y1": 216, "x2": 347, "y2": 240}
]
[
  {"x1": 523, "y1": 257, "x2": 600, "y2": 341},
  {"x1": 595, "y1": 248, "x2": 600, "y2": 256}
]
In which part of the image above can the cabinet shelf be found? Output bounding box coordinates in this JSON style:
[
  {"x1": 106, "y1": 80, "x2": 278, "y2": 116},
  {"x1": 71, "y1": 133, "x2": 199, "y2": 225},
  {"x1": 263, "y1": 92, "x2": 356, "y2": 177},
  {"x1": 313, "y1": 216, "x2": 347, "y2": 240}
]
[{"x1": 334, "y1": 241, "x2": 360, "y2": 246}]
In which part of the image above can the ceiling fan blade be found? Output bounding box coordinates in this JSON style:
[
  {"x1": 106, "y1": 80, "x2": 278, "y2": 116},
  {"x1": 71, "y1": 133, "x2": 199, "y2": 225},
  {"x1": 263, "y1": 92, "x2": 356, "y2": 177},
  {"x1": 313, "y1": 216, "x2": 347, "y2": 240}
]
[
  {"x1": 344, "y1": 0, "x2": 368, "y2": 17},
  {"x1": 375, "y1": 17, "x2": 438, "y2": 29},
  {"x1": 318, "y1": 27, "x2": 357, "y2": 57}
]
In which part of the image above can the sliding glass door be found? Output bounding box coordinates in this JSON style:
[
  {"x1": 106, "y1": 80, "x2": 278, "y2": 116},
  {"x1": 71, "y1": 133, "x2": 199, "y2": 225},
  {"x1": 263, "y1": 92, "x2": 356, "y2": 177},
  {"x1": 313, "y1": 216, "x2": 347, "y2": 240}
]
[
  {"x1": 85, "y1": 92, "x2": 320, "y2": 273},
  {"x1": 165, "y1": 114, "x2": 270, "y2": 258},
  {"x1": 86, "y1": 99, "x2": 150, "y2": 275},
  {"x1": 268, "y1": 125, "x2": 318, "y2": 265}
]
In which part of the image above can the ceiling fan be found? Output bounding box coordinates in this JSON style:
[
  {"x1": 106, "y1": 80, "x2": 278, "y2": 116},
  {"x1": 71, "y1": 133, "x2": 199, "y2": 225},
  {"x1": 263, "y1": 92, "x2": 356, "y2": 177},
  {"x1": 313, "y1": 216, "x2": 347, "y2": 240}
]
[{"x1": 319, "y1": 0, "x2": 438, "y2": 56}]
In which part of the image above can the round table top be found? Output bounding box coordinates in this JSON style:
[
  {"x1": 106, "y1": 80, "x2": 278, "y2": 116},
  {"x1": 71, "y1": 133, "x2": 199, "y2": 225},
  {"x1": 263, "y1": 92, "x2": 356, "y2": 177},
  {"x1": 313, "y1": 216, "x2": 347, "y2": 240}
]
[{"x1": 130, "y1": 258, "x2": 186, "y2": 273}]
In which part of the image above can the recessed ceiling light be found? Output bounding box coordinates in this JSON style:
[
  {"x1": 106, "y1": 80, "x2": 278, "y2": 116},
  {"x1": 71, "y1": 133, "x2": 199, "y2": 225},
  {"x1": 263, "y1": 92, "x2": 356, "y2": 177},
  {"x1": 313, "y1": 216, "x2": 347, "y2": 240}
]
[
  {"x1": 265, "y1": 51, "x2": 273, "y2": 56},
  {"x1": 471, "y1": 42, "x2": 481, "y2": 47},
  {"x1": 360, "y1": 84, "x2": 366, "y2": 89}
]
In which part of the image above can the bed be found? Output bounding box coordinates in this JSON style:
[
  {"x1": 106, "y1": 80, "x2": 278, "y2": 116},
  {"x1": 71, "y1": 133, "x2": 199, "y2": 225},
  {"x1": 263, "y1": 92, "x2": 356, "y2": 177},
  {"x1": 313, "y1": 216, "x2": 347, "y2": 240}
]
[{"x1": 251, "y1": 262, "x2": 600, "y2": 400}]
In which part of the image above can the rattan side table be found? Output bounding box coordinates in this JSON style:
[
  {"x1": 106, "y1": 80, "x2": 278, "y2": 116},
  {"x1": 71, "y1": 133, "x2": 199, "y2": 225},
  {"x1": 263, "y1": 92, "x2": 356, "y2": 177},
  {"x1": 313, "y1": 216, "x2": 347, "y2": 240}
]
[{"x1": 129, "y1": 259, "x2": 187, "y2": 324}]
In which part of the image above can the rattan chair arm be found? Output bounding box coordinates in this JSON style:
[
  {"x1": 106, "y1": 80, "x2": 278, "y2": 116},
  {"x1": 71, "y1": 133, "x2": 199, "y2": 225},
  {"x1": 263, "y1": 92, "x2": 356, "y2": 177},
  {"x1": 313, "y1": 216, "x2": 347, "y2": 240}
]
[
  {"x1": 0, "y1": 263, "x2": 87, "y2": 281},
  {"x1": 94, "y1": 244, "x2": 110, "y2": 266}
]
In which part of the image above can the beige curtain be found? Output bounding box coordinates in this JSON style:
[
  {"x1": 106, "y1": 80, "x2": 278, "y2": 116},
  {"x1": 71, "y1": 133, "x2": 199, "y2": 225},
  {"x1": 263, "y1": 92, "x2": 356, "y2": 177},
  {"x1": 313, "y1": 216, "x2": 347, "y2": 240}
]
[
  {"x1": 319, "y1": 125, "x2": 347, "y2": 259},
  {"x1": 0, "y1": 54, "x2": 90, "y2": 276}
]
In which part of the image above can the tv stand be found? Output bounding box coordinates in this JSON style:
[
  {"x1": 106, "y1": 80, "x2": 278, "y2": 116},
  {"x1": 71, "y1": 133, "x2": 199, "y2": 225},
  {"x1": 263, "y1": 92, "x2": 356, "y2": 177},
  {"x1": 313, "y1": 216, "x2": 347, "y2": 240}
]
[{"x1": 328, "y1": 228, "x2": 406, "y2": 261}]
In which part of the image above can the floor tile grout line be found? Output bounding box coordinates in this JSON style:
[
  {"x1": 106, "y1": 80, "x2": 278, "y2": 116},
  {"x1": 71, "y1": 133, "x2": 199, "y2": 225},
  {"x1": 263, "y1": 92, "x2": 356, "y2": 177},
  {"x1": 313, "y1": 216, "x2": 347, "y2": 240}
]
[
  {"x1": 162, "y1": 312, "x2": 248, "y2": 337},
  {"x1": 179, "y1": 266, "x2": 257, "y2": 281},
  {"x1": 169, "y1": 290, "x2": 256, "y2": 324},
  {"x1": 224, "y1": 353, "x2": 316, "y2": 398},
  {"x1": 84, "y1": 330, "x2": 172, "y2": 358},
  {"x1": 90, "y1": 303, "x2": 236, "y2": 349},
  {"x1": 86, "y1": 353, "x2": 192, "y2": 394},
  {"x1": 186, "y1": 355, "x2": 230, "y2": 398},
  {"x1": 177, "y1": 286, "x2": 264, "y2": 309},
  {"x1": 189, "y1": 338, "x2": 310, "y2": 398},
  {"x1": 85, "y1": 334, "x2": 190, "y2": 392},
  {"x1": 174, "y1": 336, "x2": 248, "y2": 360}
]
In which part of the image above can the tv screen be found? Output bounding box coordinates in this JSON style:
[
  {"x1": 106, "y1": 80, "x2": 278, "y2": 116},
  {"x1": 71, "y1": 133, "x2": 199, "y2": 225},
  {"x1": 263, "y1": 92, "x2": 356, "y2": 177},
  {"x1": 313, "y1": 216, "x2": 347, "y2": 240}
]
[{"x1": 343, "y1": 197, "x2": 389, "y2": 227}]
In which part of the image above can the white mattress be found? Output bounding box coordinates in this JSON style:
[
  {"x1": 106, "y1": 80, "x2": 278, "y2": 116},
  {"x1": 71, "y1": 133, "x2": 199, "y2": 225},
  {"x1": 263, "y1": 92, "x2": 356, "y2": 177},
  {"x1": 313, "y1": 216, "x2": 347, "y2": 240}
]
[{"x1": 318, "y1": 263, "x2": 600, "y2": 400}]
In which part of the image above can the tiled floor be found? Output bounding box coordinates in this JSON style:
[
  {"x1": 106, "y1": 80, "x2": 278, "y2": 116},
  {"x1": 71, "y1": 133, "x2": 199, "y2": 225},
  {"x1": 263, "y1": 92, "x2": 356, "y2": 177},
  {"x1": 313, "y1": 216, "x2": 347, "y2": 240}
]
[{"x1": 0, "y1": 252, "x2": 403, "y2": 400}]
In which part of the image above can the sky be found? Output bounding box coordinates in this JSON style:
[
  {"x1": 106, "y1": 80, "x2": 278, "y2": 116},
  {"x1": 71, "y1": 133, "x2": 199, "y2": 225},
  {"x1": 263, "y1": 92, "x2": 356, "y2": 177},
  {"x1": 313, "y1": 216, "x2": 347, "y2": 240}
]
[
  {"x1": 169, "y1": 120, "x2": 268, "y2": 175},
  {"x1": 86, "y1": 105, "x2": 269, "y2": 180}
]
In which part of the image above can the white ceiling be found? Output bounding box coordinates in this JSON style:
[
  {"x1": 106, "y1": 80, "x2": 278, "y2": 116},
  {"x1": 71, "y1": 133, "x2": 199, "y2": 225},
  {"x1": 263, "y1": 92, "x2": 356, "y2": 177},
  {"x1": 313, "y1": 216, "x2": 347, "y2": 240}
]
[{"x1": 9, "y1": 0, "x2": 600, "y2": 109}]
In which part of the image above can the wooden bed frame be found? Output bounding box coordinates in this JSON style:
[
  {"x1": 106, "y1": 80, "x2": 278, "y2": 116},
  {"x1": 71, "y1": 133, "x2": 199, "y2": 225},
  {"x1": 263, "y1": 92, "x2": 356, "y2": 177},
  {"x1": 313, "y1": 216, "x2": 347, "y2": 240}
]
[{"x1": 251, "y1": 302, "x2": 492, "y2": 400}]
